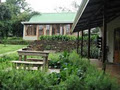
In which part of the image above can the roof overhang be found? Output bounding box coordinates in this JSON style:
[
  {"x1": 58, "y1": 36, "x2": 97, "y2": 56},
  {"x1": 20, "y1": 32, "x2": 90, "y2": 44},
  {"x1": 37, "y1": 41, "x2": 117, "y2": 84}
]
[
  {"x1": 72, "y1": 0, "x2": 120, "y2": 32},
  {"x1": 21, "y1": 21, "x2": 73, "y2": 25}
]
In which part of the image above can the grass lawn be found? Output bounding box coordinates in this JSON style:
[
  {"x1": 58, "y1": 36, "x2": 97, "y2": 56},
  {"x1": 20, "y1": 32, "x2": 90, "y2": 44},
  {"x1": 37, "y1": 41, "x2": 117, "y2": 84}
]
[{"x1": 0, "y1": 44, "x2": 26, "y2": 54}]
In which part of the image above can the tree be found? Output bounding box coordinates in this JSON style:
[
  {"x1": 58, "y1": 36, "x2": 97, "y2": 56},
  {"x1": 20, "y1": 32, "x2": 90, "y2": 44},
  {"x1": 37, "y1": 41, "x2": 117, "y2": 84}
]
[
  {"x1": 0, "y1": 3, "x2": 12, "y2": 39},
  {"x1": 5, "y1": 0, "x2": 38, "y2": 37},
  {"x1": 0, "y1": 0, "x2": 40, "y2": 37}
]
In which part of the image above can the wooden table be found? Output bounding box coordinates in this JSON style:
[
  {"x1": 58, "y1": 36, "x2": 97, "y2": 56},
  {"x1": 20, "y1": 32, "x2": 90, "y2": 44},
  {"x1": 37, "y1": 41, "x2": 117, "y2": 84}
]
[{"x1": 17, "y1": 50, "x2": 50, "y2": 69}]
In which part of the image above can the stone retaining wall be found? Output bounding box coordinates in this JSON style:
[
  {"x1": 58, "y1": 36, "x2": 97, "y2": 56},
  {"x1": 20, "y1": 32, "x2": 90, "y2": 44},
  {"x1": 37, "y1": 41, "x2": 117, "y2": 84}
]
[{"x1": 30, "y1": 40, "x2": 77, "y2": 52}]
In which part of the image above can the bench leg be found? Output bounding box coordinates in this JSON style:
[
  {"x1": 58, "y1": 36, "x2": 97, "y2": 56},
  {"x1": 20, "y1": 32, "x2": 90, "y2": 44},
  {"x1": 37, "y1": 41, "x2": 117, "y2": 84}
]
[
  {"x1": 12, "y1": 63, "x2": 16, "y2": 69},
  {"x1": 38, "y1": 66, "x2": 41, "y2": 70},
  {"x1": 43, "y1": 57, "x2": 48, "y2": 70},
  {"x1": 24, "y1": 55, "x2": 27, "y2": 61},
  {"x1": 19, "y1": 55, "x2": 22, "y2": 61}
]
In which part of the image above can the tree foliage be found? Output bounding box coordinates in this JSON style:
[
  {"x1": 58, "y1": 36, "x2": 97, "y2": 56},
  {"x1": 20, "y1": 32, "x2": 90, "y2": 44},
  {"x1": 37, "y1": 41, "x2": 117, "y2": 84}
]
[
  {"x1": 0, "y1": 3, "x2": 12, "y2": 39},
  {"x1": 0, "y1": 0, "x2": 40, "y2": 38}
]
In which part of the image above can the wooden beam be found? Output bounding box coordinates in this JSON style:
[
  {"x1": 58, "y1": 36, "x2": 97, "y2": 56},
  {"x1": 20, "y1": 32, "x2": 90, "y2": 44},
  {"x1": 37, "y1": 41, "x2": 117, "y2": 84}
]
[
  {"x1": 102, "y1": 0, "x2": 107, "y2": 73},
  {"x1": 23, "y1": 25, "x2": 26, "y2": 37},
  {"x1": 49, "y1": 25, "x2": 52, "y2": 36},
  {"x1": 81, "y1": 30, "x2": 83, "y2": 57},
  {"x1": 36, "y1": 25, "x2": 39, "y2": 40},
  {"x1": 77, "y1": 31, "x2": 80, "y2": 53},
  {"x1": 43, "y1": 25, "x2": 46, "y2": 35},
  {"x1": 64, "y1": 25, "x2": 66, "y2": 35},
  {"x1": 88, "y1": 28, "x2": 91, "y2": 59},
  {"x1": 88, "y1": 1, "x2": 102, "y2": 6}
]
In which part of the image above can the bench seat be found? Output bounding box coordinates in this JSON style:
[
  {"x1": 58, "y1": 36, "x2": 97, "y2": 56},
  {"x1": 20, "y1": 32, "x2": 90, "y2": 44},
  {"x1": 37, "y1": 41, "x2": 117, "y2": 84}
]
[
  {"x1": 11, "y1": 61, "x2": 44, "y2": 70},
  {"x1": 27, "y1": 58, "x2": 50, "y2": 62}
]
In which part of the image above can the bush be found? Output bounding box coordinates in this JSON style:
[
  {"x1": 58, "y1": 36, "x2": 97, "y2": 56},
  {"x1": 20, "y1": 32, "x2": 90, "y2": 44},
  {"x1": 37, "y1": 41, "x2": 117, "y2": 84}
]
[
  {"x1": 40, "y1": 35, "x2": 76, "y2": 41},
  {"x1": 48, "y1": 51, "x2": 119, "y2": 90},
  {"x1": 39, "y1": 35, "x2": 98, "y2": 42},
  {"x1": 0, "y1": 53, "x2": 19, "y2": 63},
  {"x1": 0, "y1": 40, "x2": 31, "y2": 45},
  {"x1": 49, "y1": 53, "x2": 61, "y2": 69},
  {"x1": 0, "y1": 51, "x2": 119, "y2": 90},
  {"x1": 0, "y1": 37, "x2": 32, "y2": 45}
]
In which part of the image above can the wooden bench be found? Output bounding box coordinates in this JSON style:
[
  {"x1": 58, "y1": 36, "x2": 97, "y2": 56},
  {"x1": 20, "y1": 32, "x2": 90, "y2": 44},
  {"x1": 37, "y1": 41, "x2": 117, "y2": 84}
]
[
  {"x1": 27, "y1": 58, "x2": 50, "y2": 62},
  {"x1": 12, "y1": 50, "x2": 50, "y2": 70},
  {"x1": 11, "y1": 61, "x2": 43, "y2": 70}
]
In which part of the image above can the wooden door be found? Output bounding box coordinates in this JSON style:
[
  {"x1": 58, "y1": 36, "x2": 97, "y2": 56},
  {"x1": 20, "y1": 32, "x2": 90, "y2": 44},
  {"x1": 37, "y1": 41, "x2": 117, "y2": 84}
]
[{"x1": 114, "y1": 28, "x2": 120, "y2": 63}]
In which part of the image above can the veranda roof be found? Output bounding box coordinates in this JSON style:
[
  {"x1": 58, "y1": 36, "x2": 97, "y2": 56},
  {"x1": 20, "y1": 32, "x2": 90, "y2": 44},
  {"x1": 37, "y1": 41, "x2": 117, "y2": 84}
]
[
  {"x1": 22, "y1": 13, "x2": 76, "y2": 25},
  {"x1": 72, "y1": 0, "x2": 120, "y2": 32}
]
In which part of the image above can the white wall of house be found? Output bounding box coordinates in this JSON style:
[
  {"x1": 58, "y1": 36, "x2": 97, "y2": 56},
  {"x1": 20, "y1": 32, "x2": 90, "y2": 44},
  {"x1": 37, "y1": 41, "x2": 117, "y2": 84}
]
[
  {"x1": 23, "y1": 36, "x2": 38, "y2": 40},
  {"x1": 106, "y1": 17, "x2": 120, "y2": 62},
  {"x1": 23, "y1": 25, "x2": 38, "y2": 40}
]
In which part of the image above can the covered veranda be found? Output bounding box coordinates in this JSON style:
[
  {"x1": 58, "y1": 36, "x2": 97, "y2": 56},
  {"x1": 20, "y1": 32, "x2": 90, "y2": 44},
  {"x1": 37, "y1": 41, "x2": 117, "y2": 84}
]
[{"x1": 72, "y1": 0, "x2": 120, "y2": 73}]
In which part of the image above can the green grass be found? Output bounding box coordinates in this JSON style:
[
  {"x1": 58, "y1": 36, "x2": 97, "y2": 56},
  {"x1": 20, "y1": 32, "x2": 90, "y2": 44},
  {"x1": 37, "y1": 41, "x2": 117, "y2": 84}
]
[{"x1": 0, "y1": 44, "x2": 26, "y2": 54}]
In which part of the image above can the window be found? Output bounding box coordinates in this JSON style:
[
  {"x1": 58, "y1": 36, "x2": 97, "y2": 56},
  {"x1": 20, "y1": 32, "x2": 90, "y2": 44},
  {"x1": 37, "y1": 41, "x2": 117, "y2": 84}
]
[
  {"x1": 39, "y1": 25, "x2": 43, "y2": 35},
  {"x1": 56, "y1": 25, "x2": 60, "y2": 35},
  {"x1": 25, "y1": 25, "x2": 37, "y2": 36},
  {"x1": 46, "y1": 25, "x2": 50, "y2": 35},
  {"x1": 66, "y1": 24, "x2": 70, "y2": 34}
]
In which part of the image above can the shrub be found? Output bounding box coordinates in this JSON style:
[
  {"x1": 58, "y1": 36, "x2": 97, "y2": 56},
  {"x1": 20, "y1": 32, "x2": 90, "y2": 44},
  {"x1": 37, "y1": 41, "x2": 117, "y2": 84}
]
[
  {"x1": 0, "y1": 40, "x2": 31, "y2": 45},
  {"x1": 63, "y1": 75, "x2": 86, "y2": 90},
  {"x1": 40, "y1": 35, "x2": 76, "y2": 41},
  {"x1": 85, "y1": 66, "x2": 119, "y2": 90},
  {"x1": 49, "y1": 53, "x2": 61, "y2": 69},
  {"x1": 0, "y1": 51, "x2": 119, "y2": 90},
  {"x1": 0, "y1": 53, "x2": 19, "y2": 63},
  {"x1": 40, "y1": 35, "x2": 98, "y2": 42}
]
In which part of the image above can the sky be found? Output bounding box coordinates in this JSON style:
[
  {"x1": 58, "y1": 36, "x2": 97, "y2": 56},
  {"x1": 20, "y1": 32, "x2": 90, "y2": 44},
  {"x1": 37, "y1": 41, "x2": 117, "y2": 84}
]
[
  {"x1": 26, "y1": 0, "x2": 82, "y2": 13},
  {"x1": 2, "y1": 0, "x2": 82, "y2": 13}
]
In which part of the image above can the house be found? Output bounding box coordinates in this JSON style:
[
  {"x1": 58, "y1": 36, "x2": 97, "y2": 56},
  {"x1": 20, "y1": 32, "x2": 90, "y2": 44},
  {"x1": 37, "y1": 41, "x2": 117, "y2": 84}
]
[
  {"x1": 71, "y1": 0, "x2": 120, "y2": 71},
  {"x1": 22, "y1": 13, "x2": 76, "y2": 40}
]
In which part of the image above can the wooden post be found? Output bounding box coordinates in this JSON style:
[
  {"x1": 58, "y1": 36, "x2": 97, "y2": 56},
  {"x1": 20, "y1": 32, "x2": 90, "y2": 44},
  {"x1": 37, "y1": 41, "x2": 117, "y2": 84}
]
[
  {"x1": 102, "y1": 0, "x2": 107, "y2": 73},
  {"x1": 88, "y1": 28, "x2": 91, "y2": 59},
  {"x1": 23, "y1": 25, "x2": 26, "y2": 37},
  {"x1": 36, "y1": 25, "x2": 39, "y2": 40},
  {"x1": 43, "y1": 25, "x2": 46, "y2": 35},
  {"x1": 81, "y1": 30, "x2": 83, "y2": 57},
  {"x1": 32, "y1": 25, "x2": 34, "y2": 35},
  {"x1": 70, "y1": 24, "x2": 72, "y2": 34},
  {"x1": 49, "y1": 25, "x2": 52, "y2": 36},
  {"x1": 19, "y1": 55, "x2": 22, "y2": 61},
  {"x1": 24, "y1": 55, "x2": 27, "y2": 61},
  {"x1": 77, "y1": 31, "x2": 80, "y2": 53},
  {"x1": 43, "y1": 56, "x2": 48, "y2": 71},
  {"x1": 64, "y1": 25, "x2": 66, "y2": 35},
  {"x1": 60, "y1": 25, "x2": 62, "y2": 35}
]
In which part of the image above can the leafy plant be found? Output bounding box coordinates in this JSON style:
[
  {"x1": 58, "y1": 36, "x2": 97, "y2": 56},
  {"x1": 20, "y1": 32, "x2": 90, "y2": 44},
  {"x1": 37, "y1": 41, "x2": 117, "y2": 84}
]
[{"x1": 0, "y1": 51, "x2": 119, "y2": 90}]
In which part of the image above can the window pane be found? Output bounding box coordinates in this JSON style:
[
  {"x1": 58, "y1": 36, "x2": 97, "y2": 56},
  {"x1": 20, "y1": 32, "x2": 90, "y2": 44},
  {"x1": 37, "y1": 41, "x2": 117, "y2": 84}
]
[
  {"x1": 46, "y1": 25, "x2": 50, "y2": 35},
  {"x1": 25, "y1": 25, "x2": 36, "y2": 36},
  {"x1": 39, "y1": 25, "x2": 43, "y2": 35}
]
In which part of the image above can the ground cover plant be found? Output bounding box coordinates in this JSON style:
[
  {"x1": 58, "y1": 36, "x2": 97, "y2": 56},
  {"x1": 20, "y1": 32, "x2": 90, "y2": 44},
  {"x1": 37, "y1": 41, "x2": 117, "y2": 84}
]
[
  {"x1": 0, "y1": 44, "x2": 26, "y2": 54},
  {"x1": 39, "y1": 35, "x2": 97, "y2": 41},
  {"x1": 0, "y1": 51, "x2": 119, "y2": 90},
  {"x1": 0, "y1": 38, "x2": 32, "y2": 45}
]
